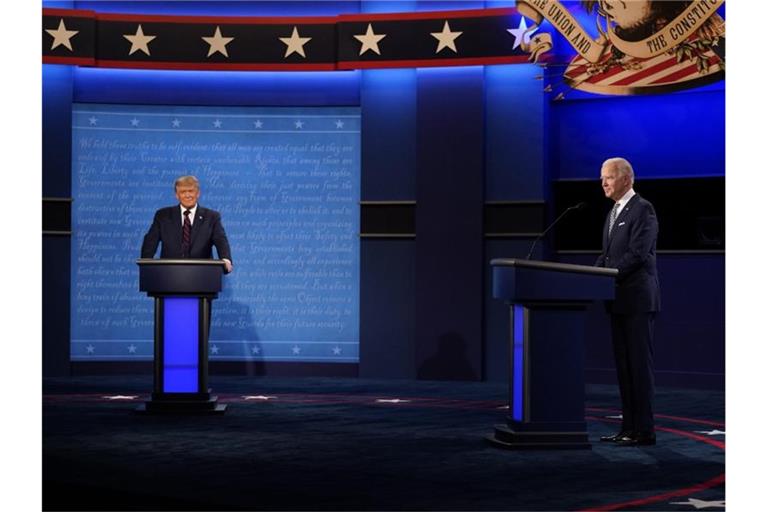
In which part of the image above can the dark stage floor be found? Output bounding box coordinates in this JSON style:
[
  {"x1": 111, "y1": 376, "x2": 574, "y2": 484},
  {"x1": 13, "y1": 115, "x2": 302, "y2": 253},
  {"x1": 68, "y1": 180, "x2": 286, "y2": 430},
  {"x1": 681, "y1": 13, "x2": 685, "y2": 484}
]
[{"x1": 43, "y1": 376, "x2": 725, "y2": 511}]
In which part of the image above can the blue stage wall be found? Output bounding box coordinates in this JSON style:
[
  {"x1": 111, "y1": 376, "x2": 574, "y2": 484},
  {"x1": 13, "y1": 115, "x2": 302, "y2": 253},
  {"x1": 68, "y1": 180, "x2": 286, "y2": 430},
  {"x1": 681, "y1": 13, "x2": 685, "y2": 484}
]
[{"x1": 43, "y1": 0, "x2": 725, "y2": 387}]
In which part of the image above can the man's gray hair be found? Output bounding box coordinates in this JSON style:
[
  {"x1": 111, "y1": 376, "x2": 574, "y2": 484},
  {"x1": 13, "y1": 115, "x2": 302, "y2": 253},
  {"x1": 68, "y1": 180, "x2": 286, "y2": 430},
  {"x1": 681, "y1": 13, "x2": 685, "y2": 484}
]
[
  {"x1": 174, "y1": 175, "x2": 200, "y2": 190},
  {"x1": 602, "y1": 157, "x2": 634, "y2": 184}
]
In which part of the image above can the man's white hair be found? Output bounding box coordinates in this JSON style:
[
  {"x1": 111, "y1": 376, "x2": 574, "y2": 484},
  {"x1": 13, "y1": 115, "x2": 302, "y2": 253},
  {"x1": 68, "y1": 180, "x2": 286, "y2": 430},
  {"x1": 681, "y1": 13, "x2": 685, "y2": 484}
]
[{"x1": 602, "y1": 157, "x2": 634, "y2": 184}]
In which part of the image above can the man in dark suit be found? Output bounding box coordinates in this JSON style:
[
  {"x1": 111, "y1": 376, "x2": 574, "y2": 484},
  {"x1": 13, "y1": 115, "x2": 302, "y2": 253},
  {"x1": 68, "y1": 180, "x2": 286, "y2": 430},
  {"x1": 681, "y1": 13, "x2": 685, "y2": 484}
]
[
  {"x1": 141, "y1": 175, "x2": 233, "y2": 273},
  {"x1": 595, "y1": 157, "x2": 660, "y2": 446}
]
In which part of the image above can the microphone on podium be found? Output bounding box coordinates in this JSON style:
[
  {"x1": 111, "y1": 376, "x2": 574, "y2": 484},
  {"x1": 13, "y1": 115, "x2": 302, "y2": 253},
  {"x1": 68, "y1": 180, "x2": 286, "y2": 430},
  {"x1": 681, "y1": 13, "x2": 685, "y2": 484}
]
[{"x1": 525, "y1": 202, "x2": 586, "y2": 260}]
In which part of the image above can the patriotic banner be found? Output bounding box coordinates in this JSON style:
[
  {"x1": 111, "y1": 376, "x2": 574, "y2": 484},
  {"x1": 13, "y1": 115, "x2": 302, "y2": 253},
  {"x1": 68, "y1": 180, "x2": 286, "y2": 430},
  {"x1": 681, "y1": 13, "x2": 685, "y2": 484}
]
[
  {"x1": 42, "y1": 8, "x2": 95, "y2": 65},
  {"x1": 42, "y1": 7, "x2": 537, "y2": 71},
  {"x1": 42, "y1": 3, "x2": 726, "y2": 95},
  {"x1": 337, "y1": 8, "x2": 531, "y2": 69},
  {"x1": 517, "y1": 0, "x2": 725, "y2": 96}
]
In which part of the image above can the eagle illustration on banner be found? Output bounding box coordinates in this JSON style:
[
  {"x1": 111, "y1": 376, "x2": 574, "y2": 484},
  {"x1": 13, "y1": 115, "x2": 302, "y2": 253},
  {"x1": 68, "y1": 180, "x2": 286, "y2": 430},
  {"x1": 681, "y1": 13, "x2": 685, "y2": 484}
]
[{"x1": 517, "y1": 0, "x2": 725, "y2": 95}]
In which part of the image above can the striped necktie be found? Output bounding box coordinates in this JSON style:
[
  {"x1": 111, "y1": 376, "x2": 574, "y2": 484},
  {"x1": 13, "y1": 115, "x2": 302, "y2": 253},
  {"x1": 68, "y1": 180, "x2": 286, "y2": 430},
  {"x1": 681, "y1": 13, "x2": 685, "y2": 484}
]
[
  {"x1": 608, "y1": 202, "x2": 620, "y2": 236},
  {"x1": 182, "y1": 209, "x2": 192, "y2": 257}
]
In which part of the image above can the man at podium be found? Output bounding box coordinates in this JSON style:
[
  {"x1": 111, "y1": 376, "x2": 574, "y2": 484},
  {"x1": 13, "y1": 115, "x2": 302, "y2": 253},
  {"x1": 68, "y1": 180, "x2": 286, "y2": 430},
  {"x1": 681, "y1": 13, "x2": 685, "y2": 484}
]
[
  {"x1": 595, "y1": 157, "x2": 661, "y2": 447},
  {"x1": 141, "y1": 175, "x2": 233, "y2": 273}
]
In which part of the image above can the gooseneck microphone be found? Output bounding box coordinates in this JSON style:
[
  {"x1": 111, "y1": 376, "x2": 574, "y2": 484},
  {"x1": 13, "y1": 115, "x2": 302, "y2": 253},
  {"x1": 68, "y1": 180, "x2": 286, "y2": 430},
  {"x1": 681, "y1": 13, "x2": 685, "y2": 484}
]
[{"x1": 525, "y1": 202, "x2": 586, "y2": 260}]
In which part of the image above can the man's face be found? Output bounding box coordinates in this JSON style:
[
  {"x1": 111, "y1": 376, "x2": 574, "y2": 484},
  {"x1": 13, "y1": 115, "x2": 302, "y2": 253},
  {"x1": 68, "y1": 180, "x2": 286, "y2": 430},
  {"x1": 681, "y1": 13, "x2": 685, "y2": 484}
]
[
  {"x1": 600, "y1": 165, "x2": 630, "y2": 202},
  {"x1": 175, "y1": 184, "x2": 200, "y2": 209}
]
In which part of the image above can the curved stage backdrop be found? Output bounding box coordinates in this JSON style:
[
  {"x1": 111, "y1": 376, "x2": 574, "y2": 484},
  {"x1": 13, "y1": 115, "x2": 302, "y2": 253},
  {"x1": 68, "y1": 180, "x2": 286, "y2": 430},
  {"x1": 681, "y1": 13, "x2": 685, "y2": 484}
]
[{"x1": 70, "y1": 104, "x2": 361, "y2": 363}]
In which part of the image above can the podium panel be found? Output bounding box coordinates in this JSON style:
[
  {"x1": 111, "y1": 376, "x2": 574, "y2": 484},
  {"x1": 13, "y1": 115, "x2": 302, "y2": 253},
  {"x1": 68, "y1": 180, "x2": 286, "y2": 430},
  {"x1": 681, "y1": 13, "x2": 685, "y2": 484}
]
[
  {"x1": 137, "y1": 259, "x2": 226, "y2": 414},
  {"x1": 487, "y1": 259, "x2": 617, "y2": 449}
]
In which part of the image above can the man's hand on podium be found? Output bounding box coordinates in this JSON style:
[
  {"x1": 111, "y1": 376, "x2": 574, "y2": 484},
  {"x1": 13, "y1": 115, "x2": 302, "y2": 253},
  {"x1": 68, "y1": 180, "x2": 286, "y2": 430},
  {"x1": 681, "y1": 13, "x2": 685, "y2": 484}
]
[{"x1": 222, "y1": 258, "x2": 233, "y2": 273}]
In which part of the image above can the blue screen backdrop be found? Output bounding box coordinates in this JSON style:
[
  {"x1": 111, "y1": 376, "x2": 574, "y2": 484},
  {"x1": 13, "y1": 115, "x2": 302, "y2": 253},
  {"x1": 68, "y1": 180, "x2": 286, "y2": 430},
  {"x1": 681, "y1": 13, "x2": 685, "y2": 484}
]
[{"x1": 71, "y1": 104, "x2": 361, "y2": 363}]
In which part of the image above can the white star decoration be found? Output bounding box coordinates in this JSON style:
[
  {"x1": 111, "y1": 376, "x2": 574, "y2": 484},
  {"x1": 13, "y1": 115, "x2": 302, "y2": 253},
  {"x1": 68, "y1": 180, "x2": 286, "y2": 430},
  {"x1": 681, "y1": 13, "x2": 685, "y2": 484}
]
[
  {"x1": 335, "y1": 120, "x2": 344, "y2": 129},
  {"x1": 213, "y1": 119, "x2": 222, "y2": 128},
  {"x1": 294, "y1": 120, "x2": 304, "y2": 129},
  {"x1": 279, "y1": 26, "x2": 312, "y2": 58},
  {"x1": 211, "y1": 345, "x2": 220, "y2": 355},
  {"x1": 669, "y1": 498, "x2": 725, "y2": 509},
  {"x1": 123, "y1": 24, "x2": 156, "y2": 56},
  {"x1": 202, "y1": 26, "x2": 234, "y2": 58},
  {"x1": 88, "y1": 116, "x2": 98, "y2": 126},
  {"x1": 127, "y1": 344, "x2": 137, "y2": 354},
  {"x1": 171, "y1": 119, "x2": 181, "y2": 128},
  {"x1": 130, "y1": 118, "x2": 140, "y2": 127},
  {"x1": 86, "y1": 344, "x2": 95, "y2": 354},
  {"x1": 507, "y1": 17, "x2": 538, "y2": 50},
  {"x1": 332, "y1": 346, "x2": 342, "y2": 355},
  {"x1": 243, "y1": 395, "x2": 277, "y2": 400},
  {"x1": 291, "y1": 345, "x2": 301, "y2": 354},
  {"x1": 46, "y1": 19, "x2": 79, "y2": 51},
  {"x1": 253, "y1": 120, "x2": 263, "y2": 129},
  {"x1": 354, "y1": 23, "x2": 386, "y2": 56},
  {"x1": 431, "y1": 21, "x2": 462, "y2": 54},
  {"x1": 376, "y1": 399, "x2": 411, "y2": 404},
  {"x1": 251, "y1": 345, "x2": 261, "y2": 354},
  {"x1": 694, "y1": 429, "x2": 725, "y2": 436}
]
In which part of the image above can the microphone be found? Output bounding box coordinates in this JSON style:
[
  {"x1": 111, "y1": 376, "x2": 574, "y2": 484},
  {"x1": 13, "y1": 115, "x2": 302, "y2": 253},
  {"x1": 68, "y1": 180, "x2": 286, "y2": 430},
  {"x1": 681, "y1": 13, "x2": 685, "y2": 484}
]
[{"x1": 525, "y1": 202, "x2": 586, "y2": 260}]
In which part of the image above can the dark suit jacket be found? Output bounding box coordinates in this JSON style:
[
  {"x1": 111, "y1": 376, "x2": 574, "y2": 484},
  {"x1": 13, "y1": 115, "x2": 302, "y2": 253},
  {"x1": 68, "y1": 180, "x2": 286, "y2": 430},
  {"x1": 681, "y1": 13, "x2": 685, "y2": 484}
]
[
  {"x1": 141, "y1": 205, "x2": 232, "y2": 268},
  {"x1": 595, "y1": 194, "x2": 660, "y2": 314}
]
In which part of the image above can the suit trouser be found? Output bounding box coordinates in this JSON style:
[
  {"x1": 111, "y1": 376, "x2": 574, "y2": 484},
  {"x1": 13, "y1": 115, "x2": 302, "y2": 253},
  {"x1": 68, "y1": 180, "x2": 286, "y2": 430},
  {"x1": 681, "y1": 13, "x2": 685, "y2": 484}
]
[{"x1": 610, "y1": 312, "x2": 656, "y2": 435}]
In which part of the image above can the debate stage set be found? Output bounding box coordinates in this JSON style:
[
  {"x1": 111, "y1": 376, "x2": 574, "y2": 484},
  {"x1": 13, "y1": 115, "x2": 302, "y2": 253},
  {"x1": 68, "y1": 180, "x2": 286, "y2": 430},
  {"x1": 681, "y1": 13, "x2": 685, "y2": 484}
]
[{"x1": 42, "y1": 1, "x2": 726, "y2": 511}]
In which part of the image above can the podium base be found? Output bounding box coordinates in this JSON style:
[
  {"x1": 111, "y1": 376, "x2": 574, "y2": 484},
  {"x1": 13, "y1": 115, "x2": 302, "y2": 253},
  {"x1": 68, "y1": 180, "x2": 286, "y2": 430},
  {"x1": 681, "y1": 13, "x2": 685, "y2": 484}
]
[
  {"x1": 135, "y1": 395, "x2": 227, "y2": 415},
  {"x1": 486, "y1": 424, "x2": 591, "y2": 450}
]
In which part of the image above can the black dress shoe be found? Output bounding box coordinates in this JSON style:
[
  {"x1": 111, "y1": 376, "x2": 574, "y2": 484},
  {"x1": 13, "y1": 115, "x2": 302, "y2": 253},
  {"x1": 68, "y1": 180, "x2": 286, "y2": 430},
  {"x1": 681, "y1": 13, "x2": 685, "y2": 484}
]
[
  {"x1": 600, "y1": 431, "x2": 631, "y2": 442},
  {"x1": 615, "y1": 433, "x2": 656, "y2": 446}
]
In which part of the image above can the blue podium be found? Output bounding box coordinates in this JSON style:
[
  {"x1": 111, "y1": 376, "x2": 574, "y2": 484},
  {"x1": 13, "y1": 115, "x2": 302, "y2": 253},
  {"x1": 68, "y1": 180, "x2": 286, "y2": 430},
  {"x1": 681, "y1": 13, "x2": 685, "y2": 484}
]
[
  {"x1": 136, "y1": 258, "x2": 227, "y2": 414},
  {"x1": 487, "y1": 259, "x2": 617, "y2": 449}
]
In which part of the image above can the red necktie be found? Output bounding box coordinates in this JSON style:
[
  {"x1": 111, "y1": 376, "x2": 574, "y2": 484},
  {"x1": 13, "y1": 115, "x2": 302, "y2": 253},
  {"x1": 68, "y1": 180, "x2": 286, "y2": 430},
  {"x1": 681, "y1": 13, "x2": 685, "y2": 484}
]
[{"x1": 182, "y1": 209, "x2": 192, "y2": 257}]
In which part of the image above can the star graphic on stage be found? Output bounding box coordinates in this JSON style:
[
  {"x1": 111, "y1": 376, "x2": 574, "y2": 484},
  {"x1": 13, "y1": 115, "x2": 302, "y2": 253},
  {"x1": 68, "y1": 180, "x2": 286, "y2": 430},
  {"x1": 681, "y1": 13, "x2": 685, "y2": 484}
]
[
  {"x1": 251, "y1": 345, "x2": 261, "y2": 354},
  {"x1": 694, "y1": 429, "x2": 725, "y2": 436},
  {"x1": 130, "y1": 118, "x2": 140, "y2": 127},
  {"x1": 291, "y1": 345, "x2": 301, "y2": 355},
  {"x1": 202, "y1": 26, "x2": 234, "y2": 57},
  {"x1": 127, "y1": 344, "x2": 137, "y2": 354},
  {"x1": 279, "y1": 26, "x2": 311, "y2": 58},
  {"x1": 253, "y1": 120, "x2": 263, "y2": 129},
  {"x1": 88, "y1": 116, "x2": 98, "y2": 125},
  {"x1": 294, "y1": 120, "x2": 304, "y2": 129},
  {"x1": 354, "y1": 23, "x2": 386, "y2": 56},
  {"x1": 123, "y1": 24, "x2": 156, "y2": 56},
  {"x1": 431, "y1": 21, "x2": 462, "y2": 54},
  {"x1": 85, "y1": 344, "x2": 95, "y2": 354},
  {"x1": 171, "y1": 119, "x2": 181, "y2": 128},
  {"x1": 46, "y1": 19, "x2": 79, "y2": 51},
  {"x1": 669, "y1": 498, "x2": 725, "y2": 509},
  {"x1": 332, "y1": 346, "x2": 342, "y2": 355},
  {"x1": 213, "y1": 119, "x2": 223, "y2": 128},
  {"x1": 335, "y1": 120, "x2": 344, "y2": 129},
  {"x1": 507, "y1": 17, "x2": 538, "y2": 50},
  {"x1": 210, "y1": 344, "x2": 220, "y2": 355}
]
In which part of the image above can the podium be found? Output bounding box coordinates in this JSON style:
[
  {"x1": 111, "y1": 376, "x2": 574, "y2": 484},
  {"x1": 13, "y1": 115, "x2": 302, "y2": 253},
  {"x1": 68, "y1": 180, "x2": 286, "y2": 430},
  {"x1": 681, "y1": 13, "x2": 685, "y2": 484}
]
[
  {"x1": 136, "y1": 258, "x2": 227, "y2": 414},
  {"x1": 487, "y1": 259, "x2": 617, "y2": 449}
]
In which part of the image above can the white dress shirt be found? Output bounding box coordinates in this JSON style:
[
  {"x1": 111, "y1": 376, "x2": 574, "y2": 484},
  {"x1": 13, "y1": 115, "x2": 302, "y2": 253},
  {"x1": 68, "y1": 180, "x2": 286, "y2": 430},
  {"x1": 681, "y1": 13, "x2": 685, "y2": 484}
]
[
  {"x1": 179, "y1": 204, "x2": 198, "y2": 226},
  {"x1": 614, "y1": 188, "x2": 636, "y2": 216}
]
